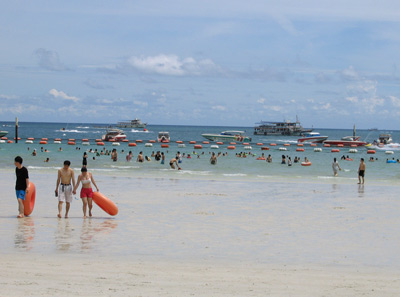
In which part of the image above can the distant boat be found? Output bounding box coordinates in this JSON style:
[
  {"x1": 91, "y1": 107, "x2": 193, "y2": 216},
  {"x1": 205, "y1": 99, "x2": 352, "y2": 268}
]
[
  {"x1": 323, "y1": 125, "x2": 367, "y2": 147},
  {"x1": 158, "y1": 132, "x2": 170, "y2": 143},
  {"x1": 0, "y1": 130, "x2": 8, "y2": 138},
  {"x1": 254, "y1": 117, "x2": 312, "y2": 136},
  {"x1": 102, "y1": 129, "x2": 127, "y2": 142},
  {"x1": 117, "y1": 118, "x2": 147, "y2": 128},
  {"x1": 297, "y1": 132, "x2": 328, "y2": 143},
  {"x1": 202, "y1": 131, "x2": 252, "y2": 142}
]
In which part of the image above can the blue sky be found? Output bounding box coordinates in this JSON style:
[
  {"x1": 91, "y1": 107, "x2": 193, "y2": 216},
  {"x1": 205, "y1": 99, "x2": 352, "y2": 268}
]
[{"x1": 1, "y1": 0, "x2": 400, "y2": 128}]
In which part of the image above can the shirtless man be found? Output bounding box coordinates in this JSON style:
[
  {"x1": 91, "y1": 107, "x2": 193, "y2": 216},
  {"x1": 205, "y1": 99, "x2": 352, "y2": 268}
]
[
  {"x1": 358, "y1": 158, "x2": 366, "y2": 184},
  {"x1": 169, "y1": 158, "x2": 181, "y2": 170},
  {"x1": 55, "y1": 160, "x2": 76, "y2": 218}
]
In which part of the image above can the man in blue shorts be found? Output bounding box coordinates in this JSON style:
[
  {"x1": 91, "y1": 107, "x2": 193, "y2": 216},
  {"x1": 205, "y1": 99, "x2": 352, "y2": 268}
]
[{"x1": 15, "y1": 156, "x2": 30, "y2": 218}]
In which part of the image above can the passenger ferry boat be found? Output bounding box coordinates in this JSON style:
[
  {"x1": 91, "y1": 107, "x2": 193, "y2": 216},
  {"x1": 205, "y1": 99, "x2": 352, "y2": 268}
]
[
  {"x1": 116, "y1": 118, "x2": 147, "y2": 128},
  {"x1": 201, "y1": 131, "x2": 252, "y2": 143},
  {"x1": 254, "y1": 118, "x2": 312, "y2": 136}
]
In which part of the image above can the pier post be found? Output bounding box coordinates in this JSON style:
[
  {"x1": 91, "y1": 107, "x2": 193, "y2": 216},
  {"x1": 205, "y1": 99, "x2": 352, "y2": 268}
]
[{"x1": 15, "y1": 117, "x2": 18, "y2": 143}]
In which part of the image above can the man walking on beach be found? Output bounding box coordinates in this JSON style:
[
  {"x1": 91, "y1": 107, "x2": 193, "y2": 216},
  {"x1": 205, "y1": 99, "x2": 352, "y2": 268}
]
[
  {"x1": 55, "y1": 160, "x2": 76, "y2": 218},
  {"x1": 14, "y1": 156, "x2": 29, "y2": 218},
  {"x1": 358, "y1": 158, "x2": 366, "y2": 184}
]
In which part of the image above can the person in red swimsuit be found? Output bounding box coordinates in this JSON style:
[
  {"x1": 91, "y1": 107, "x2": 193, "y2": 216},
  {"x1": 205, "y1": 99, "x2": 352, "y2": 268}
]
[{"x1": 73, "y1": 167, "x2": 99, "y2": 218}]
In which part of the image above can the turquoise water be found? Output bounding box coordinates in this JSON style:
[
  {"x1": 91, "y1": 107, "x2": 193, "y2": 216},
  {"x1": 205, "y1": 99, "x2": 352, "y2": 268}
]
[{"x1": 1, "y1": 121, "x2": 400, "y2": 184}]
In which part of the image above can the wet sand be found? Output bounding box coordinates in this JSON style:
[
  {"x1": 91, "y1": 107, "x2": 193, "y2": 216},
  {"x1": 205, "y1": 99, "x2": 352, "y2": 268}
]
[{"x1": 1, "y1": 171, "x2": 400, "y2": 296}]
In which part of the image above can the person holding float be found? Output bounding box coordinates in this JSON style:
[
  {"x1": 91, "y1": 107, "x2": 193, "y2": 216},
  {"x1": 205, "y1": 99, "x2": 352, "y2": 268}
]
[
  {"x1": 14, "y1": 156, "x2": 30, "y2": 218},
  {"x1": 73, "y1": 167, "x2": 99, "y2": 218}
]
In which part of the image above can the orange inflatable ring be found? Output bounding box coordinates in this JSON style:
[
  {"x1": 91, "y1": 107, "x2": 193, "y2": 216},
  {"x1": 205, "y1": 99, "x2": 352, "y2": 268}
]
[
  {"x1": 136, "y1": 140, "x2": 143, "y2": 143},
  {"x1": 92, "y1": 192, "x2": 118, "y2": 216},
  {"x1": 297, "y1": 143, "x2": 304, "y2": 147},
  {"x1": 24, "y1": 182, "x2": 36, "y2": 216},
  {"x1": 256, "y1": 157, "x2": 266, "y2": 160},
  {"x1": 323, "y1": 144, "x2": 331, "y2": 147},
  {"x1": 367, "y1": 150, "x2": 376, "y2": 154},
  {"x1": 256, "y1": 143, "x2": 263, "y2": 146},
  {"x1": 149, "y1": 140, "x2": 156, "y2": 143},
  {"x1": 39, "y1": 141, "x2": 47, "y2": 144},
  {"x1": 96, "y1": 142, "x2": 105, "y2": 146},
  {"x1": 331, "y1": 149, "x2": 340, "y2": 152},
  {"x1": 68, "y1": 141, "x2": 76, "y2": 145},
  {"x1": 176, "y1": 140, "x2": 183, "y2": 144},
  {"x1": 301, "y1": 162, "x2": 312, "y2": 166},
  {"x1": 203, "y1": 141, "x2": 210, "y2": 144},
  {"x1": 296, "y1": 148, "x2": 305, "y2": 152}
]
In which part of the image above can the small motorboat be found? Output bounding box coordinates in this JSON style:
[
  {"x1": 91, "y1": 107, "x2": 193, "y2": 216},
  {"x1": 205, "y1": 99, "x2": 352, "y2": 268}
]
[
  {"x1": 102, "y1": 129, "x2": 127, "y2": 142},
  {"x1": 297, "y1": 132, "x2": 328, "y2": 143}
]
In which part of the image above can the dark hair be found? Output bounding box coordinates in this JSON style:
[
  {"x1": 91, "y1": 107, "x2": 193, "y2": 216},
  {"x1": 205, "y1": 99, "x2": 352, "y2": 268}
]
[
  {"x1": 361, "y1": 158, "x2": 364, "y2": 161},
  {"x1": 64, "y1": 160, "x2": 71, "y2": 166},
  {"x1": 15, "y1": 156, "x2": 23, "y2": 164},
  {"x1": 81, "y1": 167, "x2": 88, "y2": 172}
]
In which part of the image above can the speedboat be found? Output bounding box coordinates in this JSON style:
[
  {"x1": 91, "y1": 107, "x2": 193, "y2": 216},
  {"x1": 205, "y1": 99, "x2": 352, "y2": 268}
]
[
  {"x1": 322, "y1": 125, "x2": 367, "y2": 147},
  {"x1": 201, "y1": 131, "x2": 252, "y2": 143},
  {"x1": 297, "y1": 132, "x2": 328, "y2": 143},
  {"x1": 158, "y1": 131, "x2": 170, "y2": 143},
  {"x1": 0, "y1": 130, "x2": 8, "y2": 138},
  {"x1": 102, "y1": 129, "x2": 127, "y2": 142}
]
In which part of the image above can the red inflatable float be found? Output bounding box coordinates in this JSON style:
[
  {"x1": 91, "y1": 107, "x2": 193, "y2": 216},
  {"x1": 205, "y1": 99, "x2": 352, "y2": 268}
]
[
  {"x1": 92, "y1": 192, "x2": 118, "y2": 216},
  {"x1": 24, "y1": 182, "x2": 36, "y2": 216}
]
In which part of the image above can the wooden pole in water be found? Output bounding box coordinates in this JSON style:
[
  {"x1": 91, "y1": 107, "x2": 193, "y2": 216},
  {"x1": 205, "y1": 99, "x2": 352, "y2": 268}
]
[{"x1": 15, "y1": 117, "x2": 18, "y2": 143}]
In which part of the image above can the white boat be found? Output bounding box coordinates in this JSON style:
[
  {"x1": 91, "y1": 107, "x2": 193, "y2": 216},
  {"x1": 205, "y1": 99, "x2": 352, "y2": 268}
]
[
  {"x1": 102, "y1": 129, "x2": 127, "y2": 142},
  {"x1": 201, "y1": 131, "x2": 252, "y2": 143},
  {"x1": 297, "y1": 132, "x2": 328, "y2": 143},
  {"x1": 158, "y1": 132, "x2": 170, "y2": 143},
  {"x1": 0, "y1": 131, "x2": 8, "y2": 138},
  {"x1": 116, "y1": 118, "x2": 147, "y2": 128}
]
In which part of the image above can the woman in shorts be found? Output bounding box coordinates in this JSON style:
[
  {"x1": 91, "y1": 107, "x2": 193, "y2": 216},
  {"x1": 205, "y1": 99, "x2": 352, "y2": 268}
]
[{"x1": 73, "y1": 167, "x2": 99, "y2": 218}]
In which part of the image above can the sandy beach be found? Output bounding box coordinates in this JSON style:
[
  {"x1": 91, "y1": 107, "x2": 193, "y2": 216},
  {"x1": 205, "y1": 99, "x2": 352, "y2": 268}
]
[{"x1": 1, "y1": 170, "x2": 400, "y2": 296}]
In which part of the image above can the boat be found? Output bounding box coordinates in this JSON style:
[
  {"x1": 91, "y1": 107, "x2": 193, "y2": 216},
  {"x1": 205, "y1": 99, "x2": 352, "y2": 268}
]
[
  {"x1": 101, "y1": 129, "x2": 127, "y2": 142},
  {"x1": 201, "y1": 131, "x2": 252, "y2": 142},
  {"x1": 116, "y1": 118, "x2": 147, "y2": 128},
  {"x1": 0, "y1": 130, "x2": 8, "y2": 138},
  {"x1": 254, "y1": 117, "x2": 312, "y2": 136},
  {"x1": 367, "y1": 134, "x2": 396, "y2": 149},
  {"x1": 323, "y1": 125, "x2": 367, "y2": 147},
  {"x1": 297, "y1": 132, "x2": 328, "y2": 143},
  {"x1": 158, "y1": 132, "x2": 170, "y2": 143},
  {"x1": 377, "y1": 134, "x2": 393, "y2": 145}
]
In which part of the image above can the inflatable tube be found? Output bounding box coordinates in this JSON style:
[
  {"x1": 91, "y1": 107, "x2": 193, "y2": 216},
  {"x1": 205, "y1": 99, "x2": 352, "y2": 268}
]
[
  {"x1": 230, "y1": 142, "x2": 237, "y2": 145},
  {"x1": 314, "y1": 148, "x2": 322, "y2": 152},
  {"x1": 256, "y1": 143, "x2": 263, "y2": 146},
  {"x1": 261, "y1": 147, "x2": 270, "y2": 150},
  {"x1": 176, "y1": 140, "x2": 183, "y2": 144},
  {"x1": 244, "y1": 146, "x2": 252, "y2": 150},
  {"x1": 145, "y1": 143, "x2": 153, "y2": 147},
  {"x1": 367, "y1": 150, "x2": 376, "y2": 154},
  {"x1": 301, "y1": 162, "x2": 312, "y2": 166},
  {"x1": 41, "y1": 138, "x2": 48, "y2": 141},
  {"x1": 189, "y1": 141, "x2": 196, "y2": 144},
  {"x1": 68, "y1": 141, "x2": 76, "y2": 145},
  {"x1": 345, "y1": 158, "x2": 353, "y2": 161},
  {"x1": 242, "y1": 142, "x2": 250, "y2": 146},
  {"x1": 227, "y1": 146, "x2": 236, "y2": 150},
  {"x1": 122, "y1": 139, "x2": 129, "y2": 142},
  {"x1": 310, "y1": 143, "x2": 317, "y2": 147},
  {"x1": 194, "y1": 144, "x2": 202, "y2": 149},
  {"x1": 270, "y1": 143, "x2": 277, "y2": 146},
  {"x1": 210, "y1": 145, "x2": 219, "y2": 149},
  {"x1": 323, "y1": 144, "x2": 331, "y2": 147},
  {"x1": 92, "y1": 192, "x2": 118, "y2": 216},
  {"x1": 128, "y1": 143, "x2": 137, "y2": 147},
  {"x1": 297, "y1": 143, "x2": 304, "y2": 147},
  {"x1": 284, "y1": 143, "x2": 291, "y2": 147},
  {"x1": 25, "y1": 140, "x2": 33, "y2": 144},
  {"x1": 256, "y1": 157, "x2": 266, "y2": 160},
  {"x1": 203, "y1": 141, "x2": 210, "y2": 144},
  {"x1": 39, "y1": 141, "x2": 47, "y2": 144},
  {"x1": 149, "y1": 140, "x2": 156, "y2": 143},
  {"x1": 27, "y1": 137, "x2": 35, "y2": 141},
  {"x1": 24, "y1": 182, "x2": 36, "y2": 216},
  {"x1": 136, "y1": 140, "x2": 143, "y2": 143},
  {"x1": 96, "y1": 142, "x2": 105, "y2": 146},
  {"x1": 337, "y1": 144, "x2": 344, "y2": 147},
  {"x1": 112, "y1": 142, "x2": 120, "y2": 146},
  {"x1": 178, "y1": 144, "x2": 186, "y2": 148},
  {"x1": 82, "y1": 142, "x2": 90, "y2": 146},
  {"x1": 55, "y1": 138, "x2": 62, "y2": 142},
  {"x1": 387, "y1": 160, "x2": 397, "y2": 163},
  {"x1": 349, "y1": 149, "x2": 358, "y2": 153},
  {"x1": 216, "y1": 142, "x2": 224, "y2": 145},
  {"x1": 279, "y1": 147, "x2": 287, "y2": 151},
  {"x1": 296, "y1": 148, "x2": 305, "y2": 152},
  {"x1": 331, "y1": 149, "x2": 340, "y2": 152},
  {"x1": 161, "y1": 144, "x2": 169, "y2": 148},
  {"x1": 385, "y1": 151, "x2": 394, "y2": 154}
]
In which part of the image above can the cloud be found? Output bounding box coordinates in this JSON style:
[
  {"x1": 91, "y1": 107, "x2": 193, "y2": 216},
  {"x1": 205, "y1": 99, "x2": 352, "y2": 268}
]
[
  {"x1": 127, "y1": 54, "x2": 221, "y2": 76},
  {"x1": 49, "y1": 89, "x2": 79, "y2": 102},
  {"x1": 0, "y1": 94, "x2": 18, "y2": 100},
  {"x1": 211, "y1": 105, "x2": 226, "y2": 111},
  {"x1": 257, "y1": 98, "x2": 266, "y2": 104},
  {"x1": 84, "y1": 79, "x2": 114, "y2": 90},
  {"x1": 389, "y1": 96, "x2": 400, "y2": 108},
  {"x1": 133, "y1": 100, "x2": 148, "y2": 107},
  {"x1": 34, "y1": 48, "x2": 69, "y2": 71}
]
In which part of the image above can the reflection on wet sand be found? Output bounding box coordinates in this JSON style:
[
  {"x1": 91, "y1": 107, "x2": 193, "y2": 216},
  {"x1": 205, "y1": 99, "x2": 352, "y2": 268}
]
[
  {"x1": 14, "y1": 217, "x2": 35, "y2": 251},
  {"x1": 55, "y1": 219, "x2": 73, "y2": 251},
  {"x1": 80, "y1": 219, "x2": 118, "y2": 251}
]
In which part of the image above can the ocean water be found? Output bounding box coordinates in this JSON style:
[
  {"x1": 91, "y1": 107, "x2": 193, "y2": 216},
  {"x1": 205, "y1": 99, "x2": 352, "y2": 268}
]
[{"x1": 1, "y1": 121, "x2": 400, "y2": 184}]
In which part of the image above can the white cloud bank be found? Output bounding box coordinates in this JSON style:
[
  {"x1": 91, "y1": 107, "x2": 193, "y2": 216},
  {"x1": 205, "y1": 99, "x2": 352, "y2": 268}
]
[
  {"x1": 127, "y1": 54, "x2": 221, "y2": 76},
  {"x1": 49, "y1": 89, "x2": 79, "y2": 102}
]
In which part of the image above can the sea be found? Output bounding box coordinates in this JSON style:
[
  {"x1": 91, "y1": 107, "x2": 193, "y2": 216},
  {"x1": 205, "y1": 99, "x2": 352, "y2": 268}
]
[{"x1": 1, "y1": 121, "x2": 400, "y2": 185}]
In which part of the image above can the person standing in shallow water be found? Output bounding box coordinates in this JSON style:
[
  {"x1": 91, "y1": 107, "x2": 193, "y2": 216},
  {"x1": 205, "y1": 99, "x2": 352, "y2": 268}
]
[
  {"x1": 358, "y1": 158, "x2": 366, "y2": 184},
  {"x1": 73, "y1": 167, "x2": 99, "y2": 218},
  {"x1": 14, "y1": 156, "x2": 29, "y2": 218},
  {"x1": 332, "y1": 157, "x2": 341, "y2": 177}
]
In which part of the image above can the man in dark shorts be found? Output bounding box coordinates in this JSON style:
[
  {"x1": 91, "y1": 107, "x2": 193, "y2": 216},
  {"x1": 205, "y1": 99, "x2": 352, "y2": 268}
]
[
  {"x1": 358, "y1": 158, "x2": 366, "y2": 184},
  {"x1": 14, "y1": 156, "x2": 30, "y2": 218}
]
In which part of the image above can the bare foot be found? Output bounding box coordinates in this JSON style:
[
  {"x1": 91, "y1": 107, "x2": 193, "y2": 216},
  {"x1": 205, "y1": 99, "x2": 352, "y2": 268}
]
[
  {"x1": 17, "y1": 214, "x2": 24, "y2": 218},
  {"x1": 83, "y1": 215, "x2": 87, "y2": 219},
  {"x1": 89, "y1": 211, "x2": 92, "y2": 217},
  {"x1": 57, "y1": 214, "x2": 62, "y2": 218},
  {"x1": 65, "y1": 215, "x2": 68, "y2": 218}
]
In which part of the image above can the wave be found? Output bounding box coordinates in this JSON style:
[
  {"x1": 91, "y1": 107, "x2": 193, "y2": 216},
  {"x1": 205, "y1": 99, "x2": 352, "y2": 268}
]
[
  {"x1": 130, "y1": 129, "x2": 151, "y2": 133},
  {"x1": 223, "y1": 173, "x2": 247, "y2": 177},
  {"x1": 177, "y1": 170, "x2": 212, "y2": 176},
  {"x1": 76, "y1": 126, "x2": 90, "y2": 129},
  {"x1": 56, "y1": 129, "x2": 89, "y2": 133}
]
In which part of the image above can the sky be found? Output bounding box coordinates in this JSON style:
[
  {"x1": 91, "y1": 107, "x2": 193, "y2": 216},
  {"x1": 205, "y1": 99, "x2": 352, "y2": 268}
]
[{"x1": 0, "y1": 0, "x2": 400, "y2": 129}]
